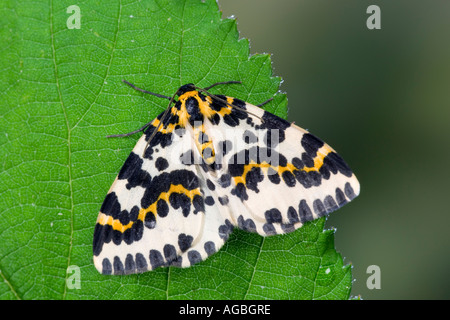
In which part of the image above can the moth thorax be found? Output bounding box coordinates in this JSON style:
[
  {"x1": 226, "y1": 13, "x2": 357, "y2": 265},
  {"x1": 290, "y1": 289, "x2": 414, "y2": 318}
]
[{"x1": 185, "y1": 96, "x2": 204, "y2": 125}]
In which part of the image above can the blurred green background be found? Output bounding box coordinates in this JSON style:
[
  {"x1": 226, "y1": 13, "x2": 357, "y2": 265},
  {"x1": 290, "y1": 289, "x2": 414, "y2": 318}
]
[{"x1": 220, "y1": 0, "x2": 450, "y2": 299}]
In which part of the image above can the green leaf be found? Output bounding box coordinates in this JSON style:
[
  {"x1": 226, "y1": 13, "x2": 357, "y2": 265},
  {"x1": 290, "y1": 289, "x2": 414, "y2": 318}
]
[{"x1": 0, "y1": 0, "x2": 352, "y2": 300}]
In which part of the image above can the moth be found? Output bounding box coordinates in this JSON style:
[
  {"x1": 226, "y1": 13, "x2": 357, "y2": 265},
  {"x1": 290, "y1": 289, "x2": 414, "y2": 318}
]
[{"x1": 93, "y1": 80, "x2": 360, "y2": 275}]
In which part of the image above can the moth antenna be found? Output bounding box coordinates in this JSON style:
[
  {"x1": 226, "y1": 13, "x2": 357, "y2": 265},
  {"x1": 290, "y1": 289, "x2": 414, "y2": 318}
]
[
  {"x1": 203, "y1": 81, "x2": 241, "y2": 90},
  {"x1": 106, "y1": 121, "x2": 153, "y2": 138},
  {"x1": 107, "y1": 80, "x2": 177, "y2": 153},
  {"x1": 257, "y1": 97, "x2": 273, "y2": 107},
  {"x1": 122, "y1": 79, "x2": 172, "y2": 100}
]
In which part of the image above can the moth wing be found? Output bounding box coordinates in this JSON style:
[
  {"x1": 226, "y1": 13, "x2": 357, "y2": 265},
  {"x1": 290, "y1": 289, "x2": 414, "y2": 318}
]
[
  {"x1": 204, "y1": 98, "x2": 360, "y2": 236},
  {"x1": 93, "y1": 117, "x2": 231, "y2": 274}
]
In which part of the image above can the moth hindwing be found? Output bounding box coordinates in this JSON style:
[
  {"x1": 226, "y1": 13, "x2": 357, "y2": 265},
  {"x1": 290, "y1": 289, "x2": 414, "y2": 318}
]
[{"x1": 93, "y1": 81, "x2": 360, "y2": 275}]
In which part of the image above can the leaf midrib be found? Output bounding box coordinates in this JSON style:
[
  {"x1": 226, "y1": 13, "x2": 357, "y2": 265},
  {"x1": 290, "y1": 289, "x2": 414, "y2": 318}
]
[
  {"x1": 243, "y1": 236, "x2": 264, "y2": 299},
  {"x1": 54, "y1": 0, "x2": 122, "y2": 299},
  {"x1": 0, "y1": 269, "x2": 20, "y2": 300},
  {"x1": 48, "y1": 0, "x2": 74, "y2": 300}
]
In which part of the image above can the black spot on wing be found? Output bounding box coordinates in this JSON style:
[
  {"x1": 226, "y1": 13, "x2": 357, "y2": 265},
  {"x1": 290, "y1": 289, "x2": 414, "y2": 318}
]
[
  {"x1": 280, "y1": 223, "x2": 295, "y2": 233},
  {"x1": 345, "y1": 182, "x2": 357, "y2": 200},
  {"x1": 324, "y1": 195, "x2": 339, "y2": 212},
  {"x1": 113, "y1": 256, "x2": 124, "y2": 275},
  {"x1": 164, "y1": 244, "x2": 182, "y2": 267},
  {"x1": 131, "y1": 220, "x2": 144, "y2": 242},
  {"x1": 169, "y1": 192, "x2": 191, "y2": 217},
  {"x1": 135, "y1": 253, "x2": 148, "y2": 273},
  {"x1": 149, "y1": 249, "x2": 165, "y2": 269},
  {"x1": 124, "y1": 254, "x2": 136, "y2": 275},
  {"x1": 116, "y1": 209, "x2": 131, "y2": 225},
  {"x1": 265, "y1": 208, "x2": 282, "y2": 223},
  {"x1": 218, "y1": 196, "x2": 229, "y2": 206},
  {"x1": 261, "y1": 110, "x2": 290, "y2": 129},
  {"x1": 287, "y1": 206, "x2": 300, "y2": 223},
  {"x1": 263, "y1": 223, "x2": 276, "y2": 235},
  {"x1": 262, "y1": 207, "x2": 297, "y2": 235},
  {"x1": 237, "y1": 215, "x2": 256, "y2": 232},
  {"x1": 230, "y1": 98, "x2": 246, "y2": 109},
  {"x1": 292, "y1": 157, "x2": 304, "y2": 169},
  {"x1": 118, "y1": 152, "x2": 141, "y2": 180},
  {"x1": 282, "y1": 170, "x2": 296, "y2": 187},
  {"x1": 156, "y1": 199, "x2": 169, "y2": 217},
  {"x1": 187, "y1": 250, "x2": 202, "y2": 265},
  {"x1": 155, "y1": 157, "x2": 169, "y2": 171},
  {"x1": 93, "y1": 223, "x2": 107, "y2": 256},
  {"x1": 212, "y1": 97, "x2": 248, "y2": 128},
  {"x1": 301, "y1": 133, "x2": 324, "y2": 158},
  {"x1": 129, "y1": 205, "x2": 139, "y2": 221},
  {"x1": 301, "y1": 153, "x2": 314, "y2": 168},
  {"x1": 141, "y1": 169, "x2": 199, "y2": 209},
  {"x1": 210, "y1": 113, "x2": 221, "y2": 125},
  {"x1": 313, "y1": 199, "x2": 326, "y2": 217},
  {"x1": 326, "y1": 152, "x2": 353, "y2": 177},
  {"x1": 192, "y1": 194, "x2": 205, "y2": 213},
  {"x1": 206, "y1": 179, "x2": 215, "y2": 191},
  {"x1": 178, "y1": 233, "x2": 193, "y2": 252},
  {"x1": 319, "y1": 161, "x2": 331, "y2": 180},
  {"x1": 268, "y1": 170, "x2": 281, "y2": 184},
  {"x1": 205, "y1": 196, "x2": 215, "y2": 206},
  {"x1": 335, "y1": 187, "x2": 348, "y2": 206},
  {"x1": 102, "y1": 258, "x2": 112, "y2": 275},
  {"x1": 210, "y1": 94, "x2": 227, "y2": 111},
  {"x1": 294, "y1": 170, "x2": 322, "y2": 189},
  {"x1": 122, "y1": 206, "x2": 142, "y2": 245},
  {"x1": 245, "y1": 167, "x2": 264, "y2": 193},
  {"x1": 223, "y1": 114, "x2": 238, "y2": 127},
  {"x1": 298, "y1": 200, "x2": 314, "y2": 223},
  {"x1": 218, "y1": 173, "x2": 231, "y2": 188},
  {"x1": 231, "y1": 183, "x2": 248, "y2": 201},
  {"x1": 112, "y1": 229, "x2": 122, "y2": 245},
  {"x1": 144, "y1": 211, "x2": 156, "y2": 229},
  {"x1": 218, "y1": 219, "x2": 234, "y2": 240},
  {"x1": 204, "y1": 241, "x2": 216, "y2": 256},
  {"x1": 118, "y1": 152, "x2": 152, "y2": 189},
  {"x1": 100, "y1": 192, "x2": 121, "y2": 218}
]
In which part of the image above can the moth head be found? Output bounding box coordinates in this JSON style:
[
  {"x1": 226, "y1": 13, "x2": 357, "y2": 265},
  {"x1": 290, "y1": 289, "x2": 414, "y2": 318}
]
[{"x1": 177, "y1": 83, "x2": 196, "y2": 96}]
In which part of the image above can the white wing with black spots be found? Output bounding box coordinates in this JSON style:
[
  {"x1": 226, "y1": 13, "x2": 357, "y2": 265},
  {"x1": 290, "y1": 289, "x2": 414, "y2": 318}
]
[
  {"x1": 200, "y1": 98, "x2": 360, "y2": 236},
  {"x1": 93, "y1": 117, "x2": 232, "y2": 274}
]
